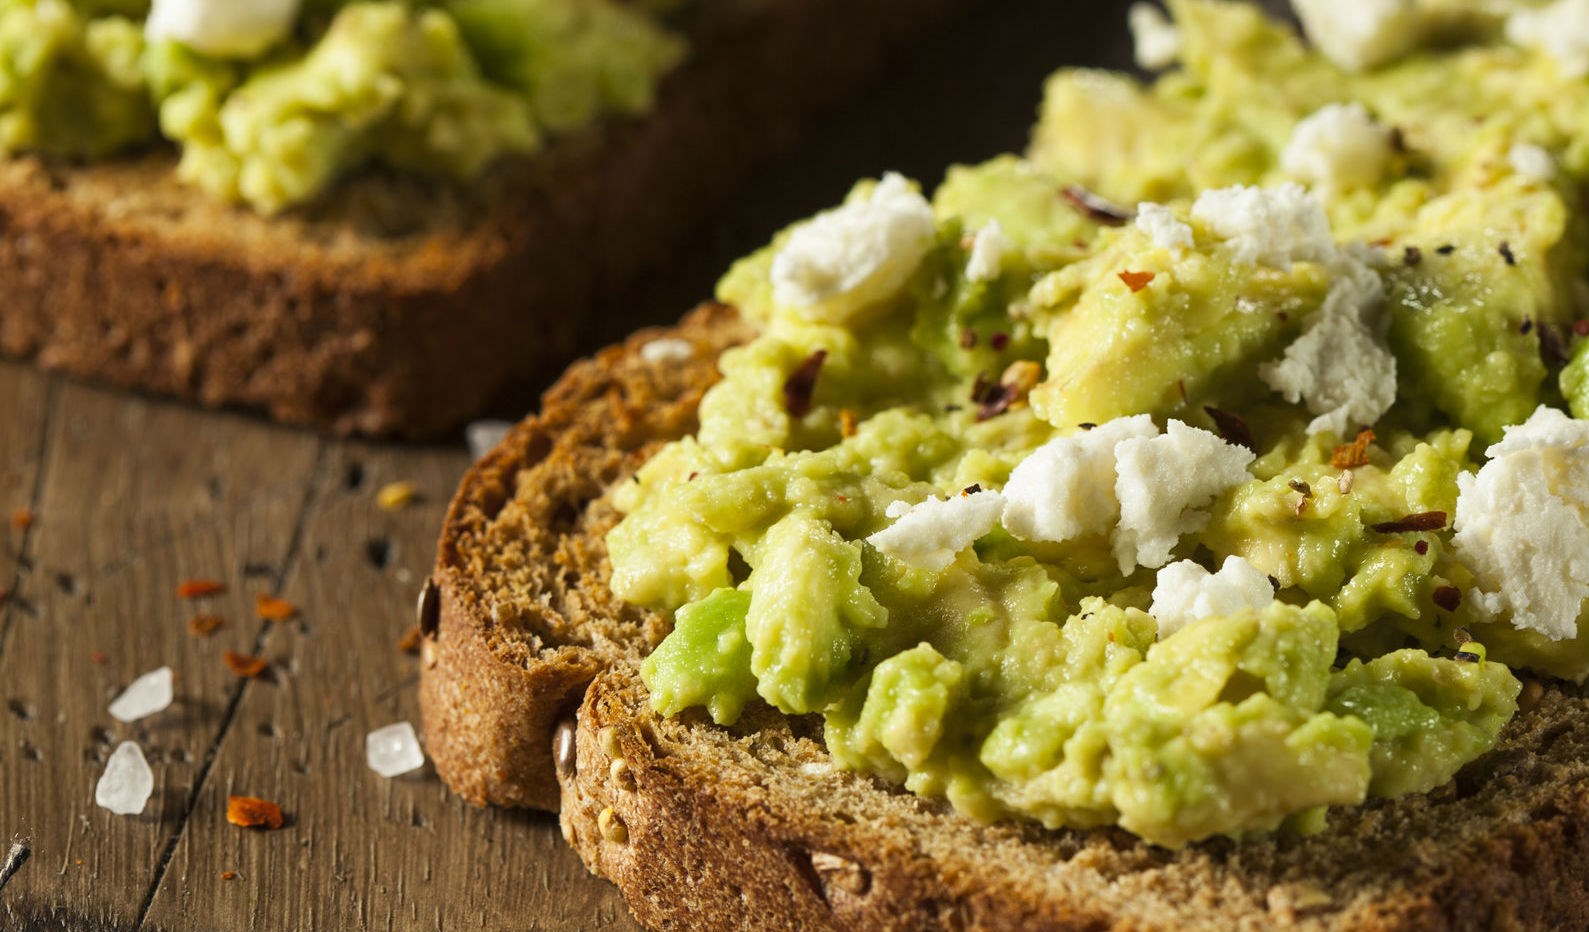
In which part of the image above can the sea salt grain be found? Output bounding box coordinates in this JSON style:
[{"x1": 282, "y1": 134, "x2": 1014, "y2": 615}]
[
  {"x1": 366, "y1": 722, "x2": 425, "y2": 778},
  {"x1": 96, "y1": 742, "x2": 153, "y2": 815},
  {"x1": 464, "y1": 419, "x2": 513, "y2": 461},
  {"x1": 108, "y1": 667, "x2": 173, "y2": 723}
]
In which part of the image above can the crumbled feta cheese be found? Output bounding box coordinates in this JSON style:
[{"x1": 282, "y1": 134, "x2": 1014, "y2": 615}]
[
  {"x1": 771, "y1": 173, "x2": 936, "y2": 323},
  {"x1": 1507, "y1": 0, "x2": 1589, "y2": 79},
  {"x1": 640, "y1": 337, "x2": 695, "y2": 364},
  {"x1": 1001, "y1": 415, "x2": 1158, "y2": 543},
  {"x1": 1190, "y1": 183, "x2": 1335, "y2": 269},
  {"x1": 1292, "y1": 0, "x2": 1423, "y2": 71},
  {"x1": 1129, "y1": 3, "x2": 1182, "y2": 70},
  {"x1": 96, "y1": 741, "x2": 154, "y2": 816},
  {"x1": 1508, "y1": 143, "x2": 1556, "y2": 184},
  {"x1": 868, "y1": 489, "x2": 1007, "y2": 571},
  {"x1": 1258, "y1": 258, "x2": 1395, "y2": 436},
  {"x1": 1282, "y1": 103, "x2": 1395, "y2": 193},
  {"x1": 1135, "y1": 202, "x2": 1194, "y2": 253},
  {"x1": 147, "y1": 0, "x2": 300, "y2": 59},
  {"x1": 1453, "y1": 406, "x2": 1589, "y2": 641},
  {"x1": 1113, "y1": 421, "x2": 1256, "y2": 573},
  {"x1": 965, "y1": 220, "x2": 1014, "y2": 283},
  {"x1": 1150, "y1": 556, "x2": 1275, "y2": 639},
  {"x1": 109, "y1": 666, "x2": 174, "y2": 723}
]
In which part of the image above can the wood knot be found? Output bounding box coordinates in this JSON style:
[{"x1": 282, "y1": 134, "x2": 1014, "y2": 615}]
[
  {"x1": 415, "y1": 577, "x2": 440, "y2": 638},
  {"x1": 810, "y1": 851, "x2": 871, "y2": 898},
  {"x1": 554, "y1": 720, "x2": 577, "y2": 781}
]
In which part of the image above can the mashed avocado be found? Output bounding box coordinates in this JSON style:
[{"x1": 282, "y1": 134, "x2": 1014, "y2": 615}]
[
  {"x1": 0, "y1": 0, "x2": 682, "y2": 212},
  {"x1": 611, "y1": 0, "x2": 1589, "y2": 848}
]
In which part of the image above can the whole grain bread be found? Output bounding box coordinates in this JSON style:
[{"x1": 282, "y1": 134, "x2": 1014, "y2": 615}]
[
  {"x1": 0, "y1": 0, "x2": 964, "y2": 437},
  {"x1": 421, "y1": 303, "x2": 1589, "y2": 932}
]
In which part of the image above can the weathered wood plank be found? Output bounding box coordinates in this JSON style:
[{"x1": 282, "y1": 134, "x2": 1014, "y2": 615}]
[
  {"x1": 142, "y1": 442, "x2": 638, "y2": 930},
  {"x1": 0, "y1": 361, "x2": 51, "y2": 644},
  {"x1": 0, "y1": 379, "x2": 322, "y2": 930}
]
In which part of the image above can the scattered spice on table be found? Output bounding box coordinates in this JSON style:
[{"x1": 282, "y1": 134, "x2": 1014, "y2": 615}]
[
  {"x1": 222, "y1": 650, "x2": 269, "y2": 679},
  {"x1": 226, "y1": 796, "x2": 285, "y2": 830},
  {"x1": 397, "y1": 626, "x2": 423, "y2": 655},
  {"x1": 187, "y1": 614, "x2": 226, "y2": 637},
  {"x1": 255, "y1": 593, "x2": 297, "y2": 621},
  {"x1": 177, "y1": 579, "x2": 226, "y2": 599}
]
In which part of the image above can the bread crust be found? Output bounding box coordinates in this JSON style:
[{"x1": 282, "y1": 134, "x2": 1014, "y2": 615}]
[
  {"x1": 0, "y1": 0, "x2": 957, "y2": 436},
  {"x1": 424, "y1": 306, "x2": 1589, "y2": 930}
]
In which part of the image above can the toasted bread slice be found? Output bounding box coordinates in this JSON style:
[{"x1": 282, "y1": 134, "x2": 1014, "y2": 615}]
[
  {"x1": 0, "y1": 1, "x2": 961, "y2": 436},
  {"x1": 422, "y1": 304, "x2": 1589, "y2": 932}
]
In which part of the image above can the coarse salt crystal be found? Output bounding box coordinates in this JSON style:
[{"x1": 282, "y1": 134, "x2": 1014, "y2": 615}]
[
  {"x1": 366, "y1": 721, "x2": 425, "y2": 778},
  {"x1": 96, "y1": 741, "x2": 154, "y2": 815},
  {"x1": 464, "y1": 419, "x2": 513, "y2": 462},
  {"x1": 108, "y1": 667, "x2": 173, "y2": 723}
]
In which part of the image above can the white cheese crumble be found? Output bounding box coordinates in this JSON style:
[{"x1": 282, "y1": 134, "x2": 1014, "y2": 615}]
[
  {"x1": 1281, "y1": 103, "x2": 1395, "y2": 193},
  {"x1": 1129, "y1": 2, "x2": 1183, "y2": 71},
  {"x1": 770, "y1": 173, "x2": 936, "y2": 323},
  {"x1": 1001, "y1": 416, "x2": 1253, "y2": 574},
  {"x1": 1113, "y1": 421, "x2": 1256, "y2": 573},
  {"x1": 1508, "y1": 143, "x2": 1557, "y2": 183},
  {"x1": 1001, "y1": 415, "x2": 1158, "y2": 543},
  {"x1": 965, "y1": 219, "x2": 1014, "y2": 283},
  {"x1": 1258, "y1": 255, "x2": 1396, "y2": 437},
  {"x1": 1190, "y1": 183, "x2": 1335, "y2": 269},
  {"x1": 1507, "y1": 0, "x2": 1589, "y2": 80},
  {"x1": 1135, "y1": 202, "x2": 1194, "y2": 253},
  {"x1": 1291, "y1": 0, "x2": 1423, "y2": 72},
  {"x1": 639, "y1": 337, "x2": 695, "y2": 364},
  {"x1": 1453, "y1": 406, "x2": 1589, "y2": 641},
  {"x1": 868, "y1": 489, "x2": 1008, "y2": 571},
  {"x1": 1150, "y1": 556, "x2": 1275, "y2": 640},
  {"x1": 147, "y1": 0, "x2": 300, "y2": 58}
]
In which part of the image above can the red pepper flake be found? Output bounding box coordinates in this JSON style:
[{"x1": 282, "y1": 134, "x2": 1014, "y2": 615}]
[
  {"x1": 222, "y1": 650, "x2": 269, "y2": 679},
  {"x1": 1203, "y1": 406, "x2": 1255, "y2": 453},
  {"x1": 10, "y1": 508, "x2": 34, "y2": 530},
  {"x1": 1521, "y1": 317, "x2": 1535, "y2": 335},
  {"x1": 959, "y1": 328, "x2": 978, "y2": 350},
  {"x1": 1498, "y1": 241, "x2": 1516, "y2": 266},
  {"x1": 397, "y1": 625, "x2": 423, "y2": 655},
  {"x1": 221, "y1": 871, "x2": 238, "y2": 881},
  {"x1": 1402, "y1": 246, "x2": 1423, "y2": 267},
  {"x1": 1118, "y1": 270, "x2": 1156, "y2": 293},
  {"x1": 255, "y1": 594, "x2": 296, "y2": 622},
  {"x1": 226, "y1": 796, "x2": 284, "y2": 830},
  {"x1": 177, "y1": 579, "x2": 226, "y2": 599},
  {"x1": 839, "y1": 409, "x2": 858, "y2": 438},
  {"x1": 989, "y1": 332, "x2": 1010, "y2": 351},
  {"x1": 1539, "y1": 322, "x2": 1570, "y2": 366},
  {"x1": 1288, "y1": 479, "x2": 1312, "y2": 497},
  {"x1": 1331, "y1": 428, "x2": 1376, "y2": 470},
  {"x1": 1370, "y1": 511, "x2": 1448, "y2": 534},
  {"x1": 1061, "y1": 184, "x2": 1133, "y2": 225},
  {"x1": 1436, "y1": 243, "x2": 1456, "y2": 256},
  {"x1": 1574, "y1": 319, "x2": 1589, "y2": 338},
  {"x1": 782, "y1": 349, "x2": 828, "y2": 420},
  {"x1": 88, "y1": 650, "x2": 109, "y2": 666},
  {"x1": 961, "y1": 484, "x2": 983, "y2": 496},
  {"x1": 1432, "y1": 585, "x2": 1462, "y2": 612},
  {"x1": 1414, "y1": 540, "x2": 1430, "y2": 556},
  {"x1": 187, "y1": 614, "x2": 226, "y2": 637},
  {"x1": 975, "y1": 361, "x2": 1042, "y2": 421}
]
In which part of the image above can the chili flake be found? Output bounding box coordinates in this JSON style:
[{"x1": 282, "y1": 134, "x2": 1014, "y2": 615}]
[
  {"x1": 187, "y1": 614, "x2": 226, "y2": 637},
  {"x1": 1498, "y1": 241, "x2": 1516, "y2": 266},
  {"x1": 1203, "y1": 406, "x2": 1255, "y2": 453},
  {"x1": 839, "y1": 408, "x2": 858, "y2": 438},
  {"x1": 989, "y1": 332, "x2": 1010, "y2": 351},
  {"x1": 88, "y1": 651, "x2": 109, "y2": 665},
  {"x1": 221, "y1": 871, "x2": 238, "y2": 881},
  {"x1": 1436, "y1": 243, "x2": 1456, "y2": 255},
  {"x1": 177, "y1": 579, "x2": 226, "y2": 599},
  {"x1": 782, "y1": 349, "x2": 828, "y2": 420},
  {"x1": 255, "y1": 594, "x2": 297, "y2": 622},
  {"x1": 397, "y1": 625, "x2": 423, "y2": 655},
  {"x1": 226, "y1": 796, "x2": 284, "y2": 830},
  {"x1": 1061, "y1": 184, "x2": 1132, "y2": 225},
  {"x1": 1118, "y1": 270, "x2": 1156, "y2": 293},
  {"x1": 222, "y1": 650, "x2": 269, "y2": 679},
  {"x1": 1370, "y1": 511, "x2": 1448, "y2": 534},
  {"x1": 1432, "y1": 585, "x2": 1462, "y2": 612},
  {"x1": 10, "y1": 508, "x2": 33, "y2": 530},
  {"x1": 1414, "y1": 540, "x2": 1430, "y2": 556},
  {"x1": 1330, "y1": 428, "x2": 1375, "y2": 470},
  {"x1": 1402, "y1": 246, "x2": 1422, "y2": 267},
  {"x1": 1575, "y1": 319, "x2": 1589, "y2": 338}
]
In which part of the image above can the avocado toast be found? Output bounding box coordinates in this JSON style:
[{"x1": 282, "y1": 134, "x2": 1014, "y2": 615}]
[
  {"x1": 0, "y1": 0, "x2": 971, "y2": 435},
  {"x1": 422, "y1": 1, "x2": 1589, "y2": 927}
]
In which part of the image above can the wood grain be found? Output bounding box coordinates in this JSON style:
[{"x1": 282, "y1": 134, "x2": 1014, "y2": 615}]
[
  {"x1": 0, "y1": 376, "x2": 322, "y2": 930},
  {"x1": 142, "y1": 441, "x2": 638, "y2": 931}
]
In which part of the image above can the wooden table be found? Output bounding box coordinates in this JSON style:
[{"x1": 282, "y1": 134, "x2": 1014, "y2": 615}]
[{"x1": 0, "y1": 6, "x2": 1148, "y2": 929}]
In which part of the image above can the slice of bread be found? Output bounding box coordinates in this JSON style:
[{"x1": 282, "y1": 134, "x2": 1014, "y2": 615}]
[
  {"x1": 421, "y1": 304, "x2": 1589, "y2": 932},
  {"x1": 0, "y1": 0, "x2": 962, "y2": 436}
]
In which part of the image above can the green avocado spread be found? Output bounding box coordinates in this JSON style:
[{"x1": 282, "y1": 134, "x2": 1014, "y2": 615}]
[
  {"x1": 0, "y1": 0, "x2": 682, "y2": 212},
  {"x1": 611, "y1": 0, "x2": 1589, "y2": 849}
]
